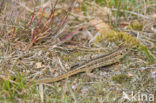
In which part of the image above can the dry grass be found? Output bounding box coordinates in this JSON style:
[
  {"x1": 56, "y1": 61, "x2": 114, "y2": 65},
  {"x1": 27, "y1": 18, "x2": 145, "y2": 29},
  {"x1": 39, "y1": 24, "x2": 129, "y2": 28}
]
[{"x1": 0, "y1": 0, "x2": 156, "y2": 102}]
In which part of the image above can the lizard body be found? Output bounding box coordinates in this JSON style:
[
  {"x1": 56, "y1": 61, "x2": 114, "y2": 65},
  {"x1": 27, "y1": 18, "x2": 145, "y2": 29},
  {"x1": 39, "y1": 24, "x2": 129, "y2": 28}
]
[{"x1": 36, "y1": 47, "x2": 129, "y2": 83}]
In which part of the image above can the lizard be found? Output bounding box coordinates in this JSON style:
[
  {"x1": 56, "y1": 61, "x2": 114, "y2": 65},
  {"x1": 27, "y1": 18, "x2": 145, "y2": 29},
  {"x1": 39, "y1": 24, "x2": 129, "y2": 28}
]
[{"x1": 34, "y1": 47, "x2": 129, "y2": 84}]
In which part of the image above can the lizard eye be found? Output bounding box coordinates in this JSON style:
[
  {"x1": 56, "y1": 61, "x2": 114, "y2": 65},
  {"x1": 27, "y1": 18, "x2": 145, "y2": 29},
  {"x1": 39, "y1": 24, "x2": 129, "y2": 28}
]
[{"x1": 120, "y1": 52, "x2": 123, "y2": 55}]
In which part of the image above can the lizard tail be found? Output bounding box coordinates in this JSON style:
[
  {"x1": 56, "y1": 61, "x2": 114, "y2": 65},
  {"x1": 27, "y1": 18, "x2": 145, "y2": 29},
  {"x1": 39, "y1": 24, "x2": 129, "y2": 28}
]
[{"x1": 36, "y1": 73, "x2": 69, "y2": 84}]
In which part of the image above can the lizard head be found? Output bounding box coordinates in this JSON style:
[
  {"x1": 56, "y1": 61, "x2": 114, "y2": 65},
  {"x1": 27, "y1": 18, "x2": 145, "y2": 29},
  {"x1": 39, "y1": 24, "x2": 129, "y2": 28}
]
[
  {"x1": 108, "y1": 47, "x2": 130, "y2": 61},
  {"x1": 107, "y1": 47, "x2": 130, "y2": 63},
  {"x1": 118, "y1": 47, "x2": 129, "y2": 57}
]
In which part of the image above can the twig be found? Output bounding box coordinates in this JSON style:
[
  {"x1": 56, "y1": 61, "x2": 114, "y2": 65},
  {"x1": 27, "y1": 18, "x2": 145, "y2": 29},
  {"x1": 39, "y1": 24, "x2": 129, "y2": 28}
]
[
  {"x1": 111, "y1": 8, "x2": 150, "y2": 19},
  {"x1": 56, "y1": 25, "x2": 85, "y2": 46},
  {"x1": 42, "y1": 0, "x2": 59, "y2": 31},
  {"x1": 26, "y1": 8, "x2": 36, "y2": 28},
  {"x1": 53, "y1": 0, "x2": 78, "y2": 40},
  {"x1": 39, "y1": 84, "x2": 44, "y2": 102},
  {"x1": 35, "y1": 8, "x2": 45, "y2": 38},
  {"x1": 57, "y1": 57, "x2": 67, "y2": 73}
]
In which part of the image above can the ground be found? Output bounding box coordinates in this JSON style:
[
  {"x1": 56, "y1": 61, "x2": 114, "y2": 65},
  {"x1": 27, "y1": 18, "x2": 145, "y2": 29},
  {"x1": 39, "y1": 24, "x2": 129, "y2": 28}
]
[{"x1": 0, "y1": 0, "x2": 156, "y2": 103}]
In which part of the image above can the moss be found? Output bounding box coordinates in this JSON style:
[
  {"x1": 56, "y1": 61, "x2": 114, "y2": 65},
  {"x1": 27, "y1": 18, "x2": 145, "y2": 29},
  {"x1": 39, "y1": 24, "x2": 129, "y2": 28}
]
[
  {"x1": 95, "y1": 29, "x2": 140, "y2": 48},
  {"x1": 138, "y1": 45, "x2": 156, "y2": 64},
  {"x1": 127, "y1": 21, "x2": 143, "y2": 31},
  {"x1": 112, "y1": 74, "x2": 131, "y2": 84}
]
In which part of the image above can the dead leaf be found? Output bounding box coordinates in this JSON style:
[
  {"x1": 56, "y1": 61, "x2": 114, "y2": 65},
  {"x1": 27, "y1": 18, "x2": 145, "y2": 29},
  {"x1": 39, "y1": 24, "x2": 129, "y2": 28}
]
[{"x1": 36, "y1": 62, "x2": 45, "y2": 69}]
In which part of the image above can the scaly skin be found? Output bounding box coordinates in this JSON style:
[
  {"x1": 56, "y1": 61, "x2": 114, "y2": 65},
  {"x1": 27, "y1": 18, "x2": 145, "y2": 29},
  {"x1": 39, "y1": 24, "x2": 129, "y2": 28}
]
[{"x1": 36, "y1": 47, "x2": 129, "y2": 83}]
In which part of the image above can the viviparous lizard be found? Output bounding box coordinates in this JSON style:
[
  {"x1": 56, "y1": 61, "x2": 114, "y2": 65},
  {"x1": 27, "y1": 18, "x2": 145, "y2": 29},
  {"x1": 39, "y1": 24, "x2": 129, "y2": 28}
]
[{"x1": 36, "y1": 47, "x2": 129, "y2": 83}]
